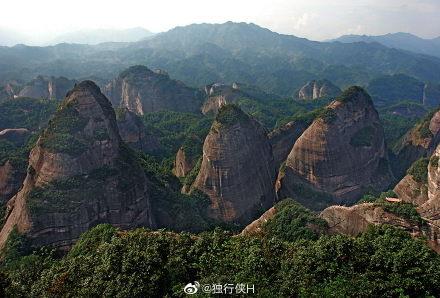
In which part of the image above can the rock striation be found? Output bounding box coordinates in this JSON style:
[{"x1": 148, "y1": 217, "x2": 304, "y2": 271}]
[
  {"x1": 173, "y1": 147, "x2": 196, "y2": 178},
  {"x1": 0, "y1": 81, "x2": 155, "y2": 249},
  {"x1": 192, "y1": 105, "x2": 277, "y2": 225},
  {"x1": 297, "y1": 80, "x2": 341, "y2": 100},
  {"x1": 395, "y1": 109, "x2": 440, "y2": 177},
  {"x1": 17, "y1": 76, "x2": 76, "y2": 100},
  {"x1": 103, "y1": 65, "x2": 204, "y2": 115},
  {"x1": 268, "y1": 121, "x2": 308, "y2": 169},
  {"x1": 279, "y1": 87, "x2": 393, "y2": 208},
  {"x1": 116, "y1": 107, "x2": 160, "y2": 154}
]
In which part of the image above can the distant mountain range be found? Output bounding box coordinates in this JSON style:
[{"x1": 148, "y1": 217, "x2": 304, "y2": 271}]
[
  {"x1": 0, "y1": 27, "x2": 154, "y2": 46},
  {"x1": 0, "y1": 22, "x2": 440, "y2": 97},
  {"x1": 50, "y1": 27, "x2": 154, "y2": 45},
  {"x1": 331, "y1": 32, "x2": 440, "y2": 58}
]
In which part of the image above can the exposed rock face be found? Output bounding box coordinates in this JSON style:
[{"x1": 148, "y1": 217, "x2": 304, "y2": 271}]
[
  {"x1": 0, "y1": 161, "x2": 26, "y2": 206},
  {"x1": 173, "y1": 147, "x2": 195, "y2": 178},
  {"x1": 201, "y1": 83, "x2": 245, "y2": 115},
  {"x1": 103, "y1": 65, "x2": 203, "y2": 115},
  {"x1": 423, "y1": 83, "x2": 440, "y2": 108},
  {"x1": 395, "y1": 109, "x2": 440, "y2": 176},
  {"x1": 240, "y1": 206, "x2": 276, "y2": 236},
  {"x1": 394, "y1": 174, "x2": 429, "y2": 206},
  {"x1": 116, "y1": 108, "x2": 159, "y2": 154},
  {"x1": 297, "y1": 80, "x2": 341, "y2": 100},
  {"x1": 192, "y1": 105, "x2": 277, "y2": 225},
  {"x1": 279, "y1": 87, "x2": 393, "y2": 207},
  {"x1": 417, "y1": 145, "x2": 440, "y2": 221},
  {"x1": 320, "y1": 204, "x2": 421, "y2": 236},
  {"x1": 0, "y1": 81, "x2": 155, "y2": 249},
  {"x1": 17, "y1": 76, "x2": 76, "y2": 100},
  {"x1": 0, "y1": 128, "x2": 30, "y2": 146},
  {"x1": 268, "y1": 121, "x2": 308, "y2": 169}
]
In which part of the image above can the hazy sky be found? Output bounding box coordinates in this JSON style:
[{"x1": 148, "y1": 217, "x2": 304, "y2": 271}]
[{"x1": 1, "y1": 0, "x2": 439, "y2": 42}]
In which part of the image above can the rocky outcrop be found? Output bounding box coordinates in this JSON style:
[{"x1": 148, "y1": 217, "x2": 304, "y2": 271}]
[
  {"x1": 320, "y1": 204, "x2": 421, "y2": 236},
  {"x1": 116, "y1": 108, "x2": 159, "y2": 154},
  {"x1": 240, "y1": 206, "x2": 276, "y2": 236},
  {"x1": 201, "y1": 83, "x2": 245, "y2": 115},
  {"x1": 394, "y1": 174, "x2": 429, "y2": 206},
  {"x1": 297, "y1": 80, "x2": 341, "y2": 100},
  {"x1": 423, "y1": 82, "x2": 440, "y2": 108},
  {"x1": 173, "y1": 147, "x2": 196, "y2": 178},
  {"x1": 268, "y1": 121, "x2": 308, "y2": 169},
  {"x1": 279, "y1": 87, "x2": 393, "y2": 208},
  {"x1": 0, "y1": 128, "x2": 30, "y2": 146},
  {"x1": 192, "y1": 105, "x2": 277, "y2": 225},
  {"x1": 0, "y1": 161, "x2": 26, "y2": 206},
  {"x1": 395, "y1": 109, "x2": 440, "y2": 176},
  {"x1": 17, "y1": 76, "x2": 76, "y2": 100},
  {"x1": 0, "y1": 81, "x2": 155, "y2": 249},
  {"x1": 103, "y1": 65, "x2": 203, "y2": 115},
  {"x1": 417, "y1": 145, "x2": 440, "y2": 221}
]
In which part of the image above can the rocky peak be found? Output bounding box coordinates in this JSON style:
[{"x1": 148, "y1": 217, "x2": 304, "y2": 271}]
[
  {"x1": 201, "y1": 83, "x2": 246, "y2": 115},
  {"x1": 192, "y1": 105, "x2": 277, "y2": 225},
  {"x1": 395, "y1": 109, "x2": 440, "y2": 176},
  {"x1": 278, "y1": 87, "x2": 393, "y2": 208},
  {"x1": 297, "y1": 79, "x2": 341, "y2": 100},
  {"x1": 0, "y1": 81, "x2": 155, "y2": 249},
  {"x1": 116, "y1": 107, "x2": 160, "y2": 154},
  {"x1": 103, "y1": 65, "x2": 203, "y2": 115},
  {"x1": 17, "y1": 76, "x2": 76, "y2": 100}
]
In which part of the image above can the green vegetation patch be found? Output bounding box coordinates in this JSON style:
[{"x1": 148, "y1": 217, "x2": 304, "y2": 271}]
[
  {"x1": 336, "y1": 86, "x2": 372, "y2": 104},
  {"x1": 416, "y1": 108, "x2": 440, "y2": 139},
  {"x1": 430, "y1": 155, "x2": 439, "y2": 168},
  {"x1": 215, "y1": 104, "x2": 250, "y2": 128},
  {"x1": 407, "y1": 158, "x2": 429, "y2": 183},
  {"x1": 350, "y1": 126, "x2": 376, "y2": 147},
  {"x1": 263, "y1": 199, "x2": 327, "y2": 242}
]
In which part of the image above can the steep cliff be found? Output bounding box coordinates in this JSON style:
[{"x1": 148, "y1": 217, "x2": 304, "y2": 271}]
[
  {"x1": 17, "y1": 76, "x2": 76, "y2": 100},
  {"x1": 173, "y1": 147, "x2": 196, "y2": 178},
  {"x1": 297, "y1": 80, "x2": 341, "y2": 100},
  {"x1": 116, "y1": 108, "x2": 159, "y2": 154},
  {"x1": 192, "y1": 105, "x2": 277, "y2": 225},
  {"x1": 268, "y1": 121, "x2": 308, "y2": 169},
  {"x1": 395, "y1": 109, "x2": 440, "y2": 176},
  {"x1": 103, "y1": 65, "x2": 204, "y2": 115},
  {"x1": 0, "y1": 81, "x2": 155, "y2": 249},
  {"x1": 278, "y1": 87, "x2": 393, "y2": 208}
]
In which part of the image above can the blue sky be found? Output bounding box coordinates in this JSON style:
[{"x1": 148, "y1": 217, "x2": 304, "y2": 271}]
[{"x1": 1, "y1": 0, "x2": 439, "y2": 43}]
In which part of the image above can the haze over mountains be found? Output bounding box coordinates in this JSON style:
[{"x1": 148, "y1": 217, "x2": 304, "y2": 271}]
[
  {"x1": 332, "y1": 32, "x2": 440, "y2": 58},
  {"x1": 1, "y1": 22, "x2": 440, "y2": 100},
  {"x1": 0, "y1": 27, "x2": 153, "y2": 46}
]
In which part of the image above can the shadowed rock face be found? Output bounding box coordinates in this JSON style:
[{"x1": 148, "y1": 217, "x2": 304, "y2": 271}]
[
  {"x1": 0, "y1": 81, "x2": 155, "y2": 249},
  {"x1": 279, "y1": 87, "x2": 393, "y2": 207},
  {"x1": 104, "y1": 65, "x2": 204, "y2": 115},
  {"x1": 417, "y1": 145, "x2": 440, "y2": 221},
  {"x1": 116, "y1": 108, "x2": 160, "y2": 154},
  {"x1": 192, "y1": 105, "x2": 277, "y2": 225},
  {"x1": 18, "y1": 76, "x2": 76, "y2": 100},
  {"x1": 268, "y1": 121, "x2": 308, "y2": 169},
  {"x1": 0, "y1": 161, "x2": 26, "y2": 207},
  {"x1": 394, "y1": 174, "x2": 429, "y2": 206},
  {"x1": 298, "y1": 80, "x2": 341, "y2": 100},
  {"x1": 395, "y1": 109, "x2": 440, "y2": 177}
]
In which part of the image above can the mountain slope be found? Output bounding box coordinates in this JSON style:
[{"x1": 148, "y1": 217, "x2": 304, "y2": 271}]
[
  {"x1": 332, "y1": 32, "x2": 440, "y2": 58},
  {"x1": 1, "y1": 23, "x2": 440, "y2": 97}
]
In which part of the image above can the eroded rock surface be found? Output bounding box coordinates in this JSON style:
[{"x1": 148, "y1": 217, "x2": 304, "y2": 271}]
[
  {"x1": 0, "y1": 81, "x2": 155, "y2": 249},
  {"x1": 104, "y1": 65, "x2": 203, "y2": 115},
  {"x1": 298, "y1": 80, "x2": 341, "y2": 100},
  {"x1": 279, "y1": 87, "x2": 393, "y2": 207},
  {"x1": 192, "y1": 105, "x2": 277, "y2": 225}
]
